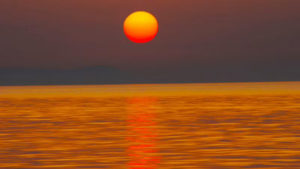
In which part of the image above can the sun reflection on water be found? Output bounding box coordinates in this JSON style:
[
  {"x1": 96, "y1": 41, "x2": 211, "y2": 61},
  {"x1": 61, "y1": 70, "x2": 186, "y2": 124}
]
[{"x1": 127, "y1": 97, "x2": 160, "y2": 169}]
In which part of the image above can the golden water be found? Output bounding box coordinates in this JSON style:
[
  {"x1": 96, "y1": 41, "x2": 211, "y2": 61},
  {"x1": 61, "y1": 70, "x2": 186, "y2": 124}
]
[{"x1": 0, "y1": 82, "x2": 300, "y2": 168}]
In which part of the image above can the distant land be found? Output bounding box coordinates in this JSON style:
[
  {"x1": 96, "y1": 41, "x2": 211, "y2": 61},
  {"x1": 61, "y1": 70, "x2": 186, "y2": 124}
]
[
  {"x1": 0, "y1": 66, "x2": 132, "y2": 86},
  {"x1": 0, "y1": 65, "x2": 299, "y2": 86}
]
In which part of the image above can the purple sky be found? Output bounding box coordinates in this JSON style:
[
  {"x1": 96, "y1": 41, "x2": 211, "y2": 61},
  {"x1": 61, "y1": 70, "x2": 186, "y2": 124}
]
[{"x1": 0, "y1": 0, "x2": 299, "y2": 82}]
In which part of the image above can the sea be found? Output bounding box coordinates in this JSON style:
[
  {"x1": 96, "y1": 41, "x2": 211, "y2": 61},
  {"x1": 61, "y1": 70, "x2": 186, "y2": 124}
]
[{"x1": 0, "y1": 82, "x2": 299, "y2": 169}]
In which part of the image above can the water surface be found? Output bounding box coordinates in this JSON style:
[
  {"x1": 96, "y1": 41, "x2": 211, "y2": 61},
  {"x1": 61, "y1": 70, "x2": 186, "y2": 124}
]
[{"x1": 0, "y1": 82, "x2": 300, "y2": 168}]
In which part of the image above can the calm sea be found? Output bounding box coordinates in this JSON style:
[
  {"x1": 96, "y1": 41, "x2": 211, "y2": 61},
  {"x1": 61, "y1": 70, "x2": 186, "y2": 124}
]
[{"x1": 0, "y1": 82, "x2": 299, "y2": 169}]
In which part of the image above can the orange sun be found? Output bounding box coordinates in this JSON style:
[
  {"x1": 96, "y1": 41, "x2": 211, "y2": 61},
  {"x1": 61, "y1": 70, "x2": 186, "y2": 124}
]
[{"x1": 124, "y1": 11, "x2": 159, "y2": 43}]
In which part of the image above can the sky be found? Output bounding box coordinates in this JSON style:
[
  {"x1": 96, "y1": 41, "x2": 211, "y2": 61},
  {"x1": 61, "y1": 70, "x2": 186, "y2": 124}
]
[{"x1": 0, "y1": 0, "x2": 299, "y2": 83}]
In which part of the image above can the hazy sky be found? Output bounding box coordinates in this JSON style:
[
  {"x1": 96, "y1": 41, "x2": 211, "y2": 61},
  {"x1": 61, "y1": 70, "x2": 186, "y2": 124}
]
[{"x1": 0, "y1": 0, "x2": 299, "y2": 82}]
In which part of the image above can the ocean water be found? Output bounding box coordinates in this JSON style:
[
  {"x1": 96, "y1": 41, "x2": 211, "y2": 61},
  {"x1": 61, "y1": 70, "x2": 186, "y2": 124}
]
[{"x1": 0, "y1": 82, "x2": 299, "y2": 169}]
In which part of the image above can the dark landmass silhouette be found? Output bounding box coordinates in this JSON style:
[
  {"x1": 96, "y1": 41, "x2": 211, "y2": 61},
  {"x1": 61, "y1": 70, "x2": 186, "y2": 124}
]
[
  {"x1": 0, "y1": 65, "x2": 299, "y2": 86},
  {"x1": 0, "y1": 66, "x2": 132, "y2": 86}
]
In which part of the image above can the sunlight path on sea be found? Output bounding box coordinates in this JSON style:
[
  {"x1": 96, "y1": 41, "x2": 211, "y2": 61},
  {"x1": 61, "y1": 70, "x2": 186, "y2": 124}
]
[{"x1": 127, "y1": 97, "x2": 160, "y2": 169}]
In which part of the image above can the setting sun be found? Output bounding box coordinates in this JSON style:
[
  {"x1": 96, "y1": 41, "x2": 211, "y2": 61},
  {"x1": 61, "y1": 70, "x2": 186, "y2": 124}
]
[{"x1": 124, "y1": 11, "x2": 159, "y2": 43}]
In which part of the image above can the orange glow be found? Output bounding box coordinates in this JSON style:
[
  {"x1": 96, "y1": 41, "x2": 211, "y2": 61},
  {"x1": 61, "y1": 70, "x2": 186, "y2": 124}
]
[
  {"x1": 124, "y1": 11, "x2": 159, "y2": 43},
  {"x1": 127, "y1": 97, "x2": 161, "y2": 169}
]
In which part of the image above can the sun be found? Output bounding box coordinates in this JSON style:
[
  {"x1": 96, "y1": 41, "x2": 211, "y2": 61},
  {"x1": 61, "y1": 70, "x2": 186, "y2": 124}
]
[{"x1": 124, "y1": 11, "x2": 159, "y2": 43}]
